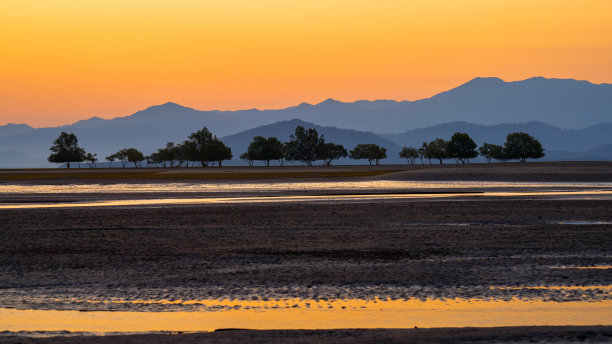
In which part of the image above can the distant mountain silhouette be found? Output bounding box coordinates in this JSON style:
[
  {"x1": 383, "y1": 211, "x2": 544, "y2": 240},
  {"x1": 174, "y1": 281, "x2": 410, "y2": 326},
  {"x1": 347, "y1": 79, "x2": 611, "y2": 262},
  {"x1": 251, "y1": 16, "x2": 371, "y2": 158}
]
[
  {"x1": 4, "y1": 76, "x2": 610, "y2": 137},
  {"x1": 221, "y1": 119, "x2": 403, "y2": 165},
  {"x1": 1, "y1": 76, "x2": 611, "y2": 167},
  {"x1": 0, "y1": 123, "x2": 34, "y2": 139}
]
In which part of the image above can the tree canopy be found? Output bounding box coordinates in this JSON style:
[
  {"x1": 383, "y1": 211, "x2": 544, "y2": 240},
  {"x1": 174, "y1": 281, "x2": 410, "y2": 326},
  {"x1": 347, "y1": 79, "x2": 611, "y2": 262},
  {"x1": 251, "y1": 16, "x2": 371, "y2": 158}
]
[
  {"x1": 48, "y1": 132, "x2": 86, "y2": 168},
  {"x1": 242, "y1": 136, "x2": 285, "y2": 166},
  {"x1": 479, "y1": 143, "x2": 505, "y2": 163},
  {"x1": 108, "y1": 148, "x2": 145, "y2": 167},
  {"x1": 425, "y1": 138, "x2": 448, "y2": 164},
  {"x1": 399, "y1": 146, "x2": 419, "y2": 165},
  {"x1": 503, "y1": 132, "x2": 545, "y2": 162},
  {"x1": 349, "y1": 143, "x2": 387, "y2": 165},
  {"x1": 284, "y1": 126, "x2": 325, "y2": 166},
  {"x1": 316, "y1": 142, "x2": 348, "y2": 166},
  {"x1": 447, "y1": 132, "x2": 478, "y2": 164}
]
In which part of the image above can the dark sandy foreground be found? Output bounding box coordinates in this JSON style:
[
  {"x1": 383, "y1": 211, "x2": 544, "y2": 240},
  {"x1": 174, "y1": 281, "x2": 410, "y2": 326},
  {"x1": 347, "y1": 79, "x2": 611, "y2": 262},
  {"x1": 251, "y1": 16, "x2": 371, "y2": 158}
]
[
  {"x1": 1, "y1": 199, "x2": 611, "y2": 308},
  {"x1": 1, "y1": 162, "x2": 611, "y2": 343},
  {"x1": 2, "y1": 326, "x2": 612, "y2": 344}
]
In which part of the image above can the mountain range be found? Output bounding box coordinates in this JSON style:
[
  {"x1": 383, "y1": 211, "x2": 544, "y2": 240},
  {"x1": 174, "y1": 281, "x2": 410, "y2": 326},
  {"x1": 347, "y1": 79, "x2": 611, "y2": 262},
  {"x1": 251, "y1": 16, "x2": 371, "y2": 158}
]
[{"x1": 0, "y1": 77, "x2": 611, "y2": 167}]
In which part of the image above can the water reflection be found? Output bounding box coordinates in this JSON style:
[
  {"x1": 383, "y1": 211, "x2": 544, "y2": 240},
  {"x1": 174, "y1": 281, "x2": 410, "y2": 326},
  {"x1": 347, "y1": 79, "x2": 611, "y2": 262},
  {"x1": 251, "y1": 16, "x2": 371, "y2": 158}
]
[
  {"x1": 2, "y1": 298, "x2": 611, "y2": 333},
  {"x1": 2, "y1": 190, "x2": 612, "y2": 209},
  {"x1": 2, "y1": 180, "x2": 612, "y2": 194}
]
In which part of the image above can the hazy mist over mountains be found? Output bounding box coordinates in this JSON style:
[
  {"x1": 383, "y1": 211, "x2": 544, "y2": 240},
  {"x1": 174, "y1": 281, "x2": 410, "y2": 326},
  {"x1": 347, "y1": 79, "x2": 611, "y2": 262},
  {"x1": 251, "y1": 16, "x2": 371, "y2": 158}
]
[{"x1": 1, "y1": 77, "x2": 611, "y2": 167}]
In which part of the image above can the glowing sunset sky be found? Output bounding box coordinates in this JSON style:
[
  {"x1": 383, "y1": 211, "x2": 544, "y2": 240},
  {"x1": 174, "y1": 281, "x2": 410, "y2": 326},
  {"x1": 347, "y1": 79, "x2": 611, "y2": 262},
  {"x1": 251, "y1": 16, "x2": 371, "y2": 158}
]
[{"x1": 2, "y1": 0, "x2": 611, "y2": 127}]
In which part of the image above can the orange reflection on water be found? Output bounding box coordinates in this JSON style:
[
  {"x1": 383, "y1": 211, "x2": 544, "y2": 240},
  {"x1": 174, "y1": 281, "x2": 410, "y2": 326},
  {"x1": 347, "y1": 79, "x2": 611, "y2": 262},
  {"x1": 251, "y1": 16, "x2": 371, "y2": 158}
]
[
  {"x1": 2, "y1": 298, "x2": 612, "y2": 333},
  {"x1": 2, "y1": 190, "x2": 612, "y2": 209}
]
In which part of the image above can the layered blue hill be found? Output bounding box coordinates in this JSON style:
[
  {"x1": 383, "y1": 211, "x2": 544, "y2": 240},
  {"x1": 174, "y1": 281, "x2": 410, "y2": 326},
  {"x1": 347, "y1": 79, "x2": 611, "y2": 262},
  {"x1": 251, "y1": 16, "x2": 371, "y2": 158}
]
[{"x1": 0, "y1": 76, "x2": 611, "y2": 167}]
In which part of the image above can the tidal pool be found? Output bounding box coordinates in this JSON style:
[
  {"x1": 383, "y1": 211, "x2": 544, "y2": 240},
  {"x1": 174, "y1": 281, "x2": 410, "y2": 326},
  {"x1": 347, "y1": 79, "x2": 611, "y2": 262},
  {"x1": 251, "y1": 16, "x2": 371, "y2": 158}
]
[{"x1": 2, "y1": 298, "x2": 611, "y2": 334}]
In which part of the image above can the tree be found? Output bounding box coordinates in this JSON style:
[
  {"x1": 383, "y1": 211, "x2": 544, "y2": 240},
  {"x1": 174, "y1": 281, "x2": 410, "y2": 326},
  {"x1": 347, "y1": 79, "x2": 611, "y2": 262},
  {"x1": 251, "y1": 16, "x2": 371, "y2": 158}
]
[
  {"x1": 240, "y1": 152, "x2": 255, "y2": 167},
  {"x1": 179, "y1": 140, "x2": 199, "y2": 167},
  {"x1": 48, "y1": 132, "x2": 86, "y2": 168},
  {"x1": 243, "y1": 136, "x2": 285, "y2": 167},
  {"x1": 490, "y1": 144, "x2": 506, "y2": 161},
  {"x1": 125, "y1": 148, "x2": 145, "y2": 167},
  {"x1": 316, "y1": 142, "x2": 348, "y2": 166},
  {"x1": 84, "y1": 153, "x2": 98, "y2": 168},
  {"x1": 447, "y1": 132, "x2": 478, "y2": 164},
  {"x1": 417, "y1": 142, "x2": 427, "y2": 164},
  {"x1": 399, "y1": 146, "x2": 419, "y2": 165},
  {"x1": 349, "y1": 143, "x2": 387, "y2": 165},
  {"x1": 479, "y1": 143, "x2": 505, "y2": 163},
  {"x1": 205, "y1": 139, "x2": 233, "y2": 167},
  {"x1": 105, "y1": 154, "x2": 115, "y2": 168},
  {"x1": 503, "y1": 132, "x2": 545, "y2": 162},
  {"x1": 109, "y1": 148, "x2": 144, "y2": 168},
  {"x1": 284, "y1": 126, "x2": 324, "y2": 166},
  {"x1": 425, "y1": 138, "x2": 448, "y2": 165},
  {"x1": 187, "y1": 127, "x2": 215, "y2": 167},
  {"x1": 154, "y1": 142, "x2": 181, "y2": 167}
]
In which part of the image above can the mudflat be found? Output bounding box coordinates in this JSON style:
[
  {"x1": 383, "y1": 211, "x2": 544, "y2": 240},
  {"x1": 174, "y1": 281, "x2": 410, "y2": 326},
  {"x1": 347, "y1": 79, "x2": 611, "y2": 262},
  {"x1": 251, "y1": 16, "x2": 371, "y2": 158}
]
[
  {"x1": 1, "y1": 162, "x2": 611, "y2": 343},
  {"x1": 1, "y1": 161, "x2": 612, "y2": 183},
  {"x1": 1, "y1": 327, "x2": 611, "y2": 344}
]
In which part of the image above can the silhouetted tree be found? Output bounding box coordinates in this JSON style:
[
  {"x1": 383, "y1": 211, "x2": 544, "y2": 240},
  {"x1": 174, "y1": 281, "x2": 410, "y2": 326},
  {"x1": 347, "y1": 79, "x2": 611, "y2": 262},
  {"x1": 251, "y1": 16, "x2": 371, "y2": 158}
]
[
  {"x1": 425, "y1": 138, "x2": 448, "y2": 165},
  {"x1": 205, "y1": 139, "x2": 233, "y2": 167},
  {"x1": 240, "y1": 152, "x2": 255, "y2": 167},
  {"x1": 84, "y1": 153, "x2": 98, "y2": 168},
  {"x1": 503, "y1": 132, "x2": 545, "y2": 162},
  {"x1": 399, "y1": 146, "x2": 419, "y2": 165},
  {"x1": 349, "y1": 143, "x2": 387, "y2": 165},
  {"x1": 243, "y1": 136, "x2": 285, "y2": 166},
  {"x1": 447, "y1": 132, "x2": 478, "y2": 164},
  {"x1": 48, "y1": 132, "x2": 86, "y2": 168},
  {"x1": 418, "y1": 142, "x2": 427, "y2": 164},
  {"x1": 187, "y1": 127, "x2": 214, "y2": 166},
  {"x1": 126, "y1": 148, "x2": 145, "y2": 167},
  {"x1": 109, "y1": 148, "x2": 144, "y2": 168},
  {"x1": 152, "y1": 142, "x2": 181, "y2": 167},
  {"x1": 179, "y1": 140, "x2": 199, "y2": 167},
  {"x1": 105, "y1": 154, "x2": 116, "y2": 168},
  {"x1": 284, "y1": 126, "x2": 324, "y2": 166},
  {"x1": 316, "y1": 142, "x2": 348, "y2": 166},
  {"x1": 479, "y1": 143, "x2": 505, "y2": 163},
  {"x1": 490, "y1": 144, "x2": 506, "y2": 161}
]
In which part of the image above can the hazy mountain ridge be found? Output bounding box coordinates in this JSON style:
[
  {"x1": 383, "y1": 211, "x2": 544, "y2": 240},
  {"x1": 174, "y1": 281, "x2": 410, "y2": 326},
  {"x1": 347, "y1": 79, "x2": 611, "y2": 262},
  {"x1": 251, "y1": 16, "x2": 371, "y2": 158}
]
[
  {"x1": 1, "y1": 76, "x2": 611, "y2": 167},
  {"x1": 5, "y1": 76, "x2": 611, "y2": 135}
]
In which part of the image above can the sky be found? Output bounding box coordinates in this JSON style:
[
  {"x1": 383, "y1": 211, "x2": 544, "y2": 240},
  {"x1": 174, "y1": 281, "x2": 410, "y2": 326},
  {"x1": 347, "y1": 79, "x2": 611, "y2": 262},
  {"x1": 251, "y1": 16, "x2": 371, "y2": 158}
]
[{"x1": 1, "y1": 0, "x2": 612, "y2": 127}]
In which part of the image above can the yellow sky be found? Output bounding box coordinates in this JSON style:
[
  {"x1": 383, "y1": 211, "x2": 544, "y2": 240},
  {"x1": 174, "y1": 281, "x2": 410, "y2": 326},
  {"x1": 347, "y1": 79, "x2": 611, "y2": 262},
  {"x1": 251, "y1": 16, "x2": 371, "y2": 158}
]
[{"x1": 1, "y1": 0, "x2": 611, "y2": 127}]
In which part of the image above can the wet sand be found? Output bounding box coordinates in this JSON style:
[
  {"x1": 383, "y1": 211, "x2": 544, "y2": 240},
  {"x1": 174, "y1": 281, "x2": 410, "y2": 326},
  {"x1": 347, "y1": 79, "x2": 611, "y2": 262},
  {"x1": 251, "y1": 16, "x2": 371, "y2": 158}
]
[
  {"x1": 1, "y1": 162, "x2": 611, "y2": 342},
  {"x1": 2, "y1": 326, "x2": 612, "y2": 344}
]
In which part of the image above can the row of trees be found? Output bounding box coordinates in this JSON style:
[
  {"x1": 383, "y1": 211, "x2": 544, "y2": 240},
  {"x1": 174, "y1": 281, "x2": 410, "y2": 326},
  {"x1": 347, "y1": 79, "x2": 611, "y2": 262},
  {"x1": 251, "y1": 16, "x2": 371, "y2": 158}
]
[
  {"x1": 399, "y1": 132, "x2": 545, "y2": 165},
  {"x1": 48, "y1": 128, "x2": 233, "y2": 168},
  {"x1": 48, "y1": 128, "x2": 544, "y2": 168},
  {"x1": 240, "y1": 126, "x2": 388, "y2": 166}
]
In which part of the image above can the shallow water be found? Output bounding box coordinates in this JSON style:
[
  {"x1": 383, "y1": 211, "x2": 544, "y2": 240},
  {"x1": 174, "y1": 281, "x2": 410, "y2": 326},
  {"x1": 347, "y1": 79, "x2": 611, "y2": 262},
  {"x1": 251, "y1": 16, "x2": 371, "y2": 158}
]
[
  {"x1": 1, "y1": 190, "x2": 612, "y2": 209},
  {"x1": 2, "y1": 298, "x2": 611, "y2": 334},
  {"x1": 2, "y1": 180, "x2": 611, "y2": 194}
]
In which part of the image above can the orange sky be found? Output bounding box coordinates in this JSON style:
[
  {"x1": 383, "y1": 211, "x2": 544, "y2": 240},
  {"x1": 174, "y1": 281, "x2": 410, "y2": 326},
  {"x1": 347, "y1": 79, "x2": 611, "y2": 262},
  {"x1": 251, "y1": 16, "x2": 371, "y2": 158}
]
[{"x1": 1, "y1": 0, "x2": 611, "y2": 127}]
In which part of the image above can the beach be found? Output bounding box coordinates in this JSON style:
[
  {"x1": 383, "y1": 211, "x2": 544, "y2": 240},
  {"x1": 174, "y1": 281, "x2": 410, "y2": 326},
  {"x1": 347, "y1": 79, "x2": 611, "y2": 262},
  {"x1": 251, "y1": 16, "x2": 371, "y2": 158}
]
[{"x1": 1, "y1": 162, "x2": 611, "y2": 343}]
